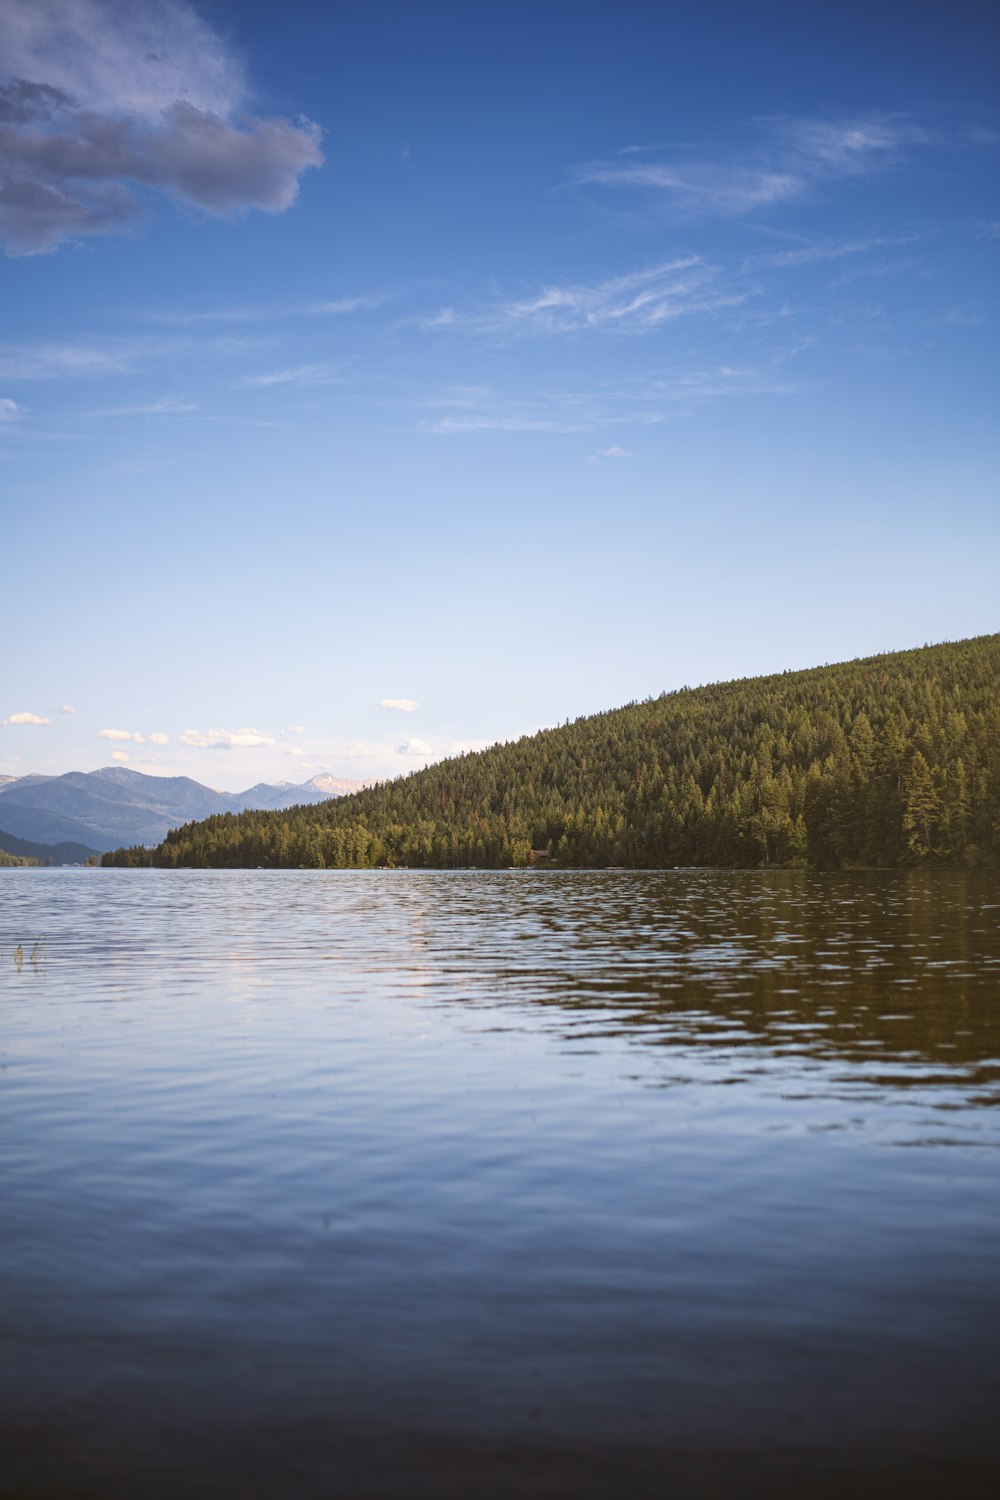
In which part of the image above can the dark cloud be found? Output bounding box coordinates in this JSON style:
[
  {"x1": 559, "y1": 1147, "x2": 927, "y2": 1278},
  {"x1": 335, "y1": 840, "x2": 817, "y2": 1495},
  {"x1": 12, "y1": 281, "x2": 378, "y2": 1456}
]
[
  {"x1": 141, "y1": 105, "x2": 323, "y2": 214},
  {"x1": 0, "y1": 78, "x2": 72, "y2": 124},
  {"x1": 0, "y1": 3, "x2": 323, "y2": 255},
  {"x1": 0, "y1": 171, "x2": 135, "y2": 255}
]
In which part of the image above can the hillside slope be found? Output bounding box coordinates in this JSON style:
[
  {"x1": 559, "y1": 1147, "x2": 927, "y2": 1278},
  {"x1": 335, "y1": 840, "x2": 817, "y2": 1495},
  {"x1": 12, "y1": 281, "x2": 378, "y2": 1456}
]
[
  {"x1": 0, "y1": 828, "x2": 99, "y2": 865},
  {"x1": 104, "y1": 634, "x2": 1000, "y2": 870}
]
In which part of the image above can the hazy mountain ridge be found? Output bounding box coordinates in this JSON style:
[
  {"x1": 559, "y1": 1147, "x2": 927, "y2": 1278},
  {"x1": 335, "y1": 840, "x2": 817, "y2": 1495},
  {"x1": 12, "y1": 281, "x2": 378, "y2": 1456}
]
[{"x1": 0, "y1": 768, "x2": 367, "y2": 852}]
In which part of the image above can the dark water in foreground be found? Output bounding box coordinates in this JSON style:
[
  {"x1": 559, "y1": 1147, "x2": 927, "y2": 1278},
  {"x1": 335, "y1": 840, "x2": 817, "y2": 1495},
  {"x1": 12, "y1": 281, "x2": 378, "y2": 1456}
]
[{"x1": 1, "y1": 868, "x2": 999, "y2": 1499}]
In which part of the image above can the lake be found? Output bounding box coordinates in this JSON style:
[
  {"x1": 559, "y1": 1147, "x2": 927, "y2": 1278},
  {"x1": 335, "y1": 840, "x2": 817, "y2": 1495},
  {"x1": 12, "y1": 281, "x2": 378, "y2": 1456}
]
[{"x1": 2, "y1": 868, "x2": 999, "y2": 1498}]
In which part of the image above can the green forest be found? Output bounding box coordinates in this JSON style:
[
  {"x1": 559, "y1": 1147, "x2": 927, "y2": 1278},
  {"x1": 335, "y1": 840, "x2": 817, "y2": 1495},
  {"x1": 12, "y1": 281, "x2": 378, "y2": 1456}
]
[{"x1": 103, "y1": 634, "x2": 1000, "y2": 871}]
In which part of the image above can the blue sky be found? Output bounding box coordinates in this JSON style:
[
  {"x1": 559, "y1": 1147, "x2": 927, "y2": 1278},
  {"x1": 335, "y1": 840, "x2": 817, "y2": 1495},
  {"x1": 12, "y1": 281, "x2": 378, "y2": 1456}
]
[{"x1": 2, "y1": 0, "x2": 998, "y2": 790}]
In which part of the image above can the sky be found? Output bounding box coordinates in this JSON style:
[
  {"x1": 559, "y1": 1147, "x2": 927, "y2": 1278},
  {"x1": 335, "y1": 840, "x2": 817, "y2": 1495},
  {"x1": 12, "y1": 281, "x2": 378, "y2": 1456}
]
[{"x1": 1, "y1": 0, "x2": 998, "y2": 791}]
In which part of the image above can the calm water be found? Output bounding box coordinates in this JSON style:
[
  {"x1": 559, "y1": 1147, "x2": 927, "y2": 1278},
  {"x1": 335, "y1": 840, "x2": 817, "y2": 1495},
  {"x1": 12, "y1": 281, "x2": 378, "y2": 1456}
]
[{"x1": 2, "y1": 868, "x2": 999, "y2": 1499}]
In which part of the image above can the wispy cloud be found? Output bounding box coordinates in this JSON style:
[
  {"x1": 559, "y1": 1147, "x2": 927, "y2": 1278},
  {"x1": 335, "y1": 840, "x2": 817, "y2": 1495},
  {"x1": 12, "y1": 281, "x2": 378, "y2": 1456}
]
[
  {"x1": 0, "y1": 332, "x2": 270, "y2": 381},
  {"x1": 421, "y1": 413, "x2": 588, "y2": 435},
  {"x1": 0, "y1": 396, "x2": 23, "y2": 421},
  {"x1": 421, "y1": 360, "x2": 804, "y2": 440},
  {"x1": 831, "y1": 256, "x2": 924, "y2": 287},
  {"x1": 744, "y1": 232, "x2": 923, "y2": 270},
  {"x1": 419, "y1": 258, "x2": 745, "y2": 339},
  {"x1": 577, "y1": 160, "x2": 800, "y2": 216},
  {"x1": 0, "y1": 0, "x2": 323, "y2": 256},
  {"x1": 148, "y1": 732, "x2": 169, "y2": 745},
  {"x1": 0, "y1": 343, "x2": 130, "y2": 379},
  {"x1": 240, "y1": 364, "x2": 337, "y2": 388},
  {"x1": 765, "y1": 114, "x2": 934, "y2": 172},
  {"x1": 310, "y1": 294, "x2": 383, "y2": 316},
  {"x1": 574, "y1": 112, "x2": 941, "y2": 220},
  {"x1": 416, "y1": 307, "x2": 458, "y2": 330},
  {"x1": 140, "y1": 305, "x2": 271, "y2": 326},
  {"x1": 378, "y1": 698, "x2": 419, "y2": 713},
  {"x1": 142, "y1": 292, "x2": 384, "y2": 324},
  {"x1": 178, "y1": 726, "x2": 275, "y2": 749},
  {"x1": 90, "y1": 396, "x2": 198, "y2": 417},
  {"x1": 627, "y1": 365, "x2": 804, "y2": 402},
  {"x1": 504, "y1": 258, "x2": 722, "y2": 331},
  {"x1": 4, "y1": 710, "x2": 50, "y2": 725},
  {"x1": 59, "y1": 704, "x2": 75, "y2": 714}
]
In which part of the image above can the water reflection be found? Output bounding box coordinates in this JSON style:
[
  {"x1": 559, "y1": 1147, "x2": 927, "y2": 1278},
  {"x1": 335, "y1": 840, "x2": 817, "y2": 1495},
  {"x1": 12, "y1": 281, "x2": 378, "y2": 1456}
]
[
  {"x1": 3, "y1": 869, "x2": 998, "y2": 1088},
  {"x1": 1, "y1": 868, "x2": 999, "y2": 1498},
  {"x1": 463, "y1": 871, "x2": 1000, "y2": 1092}
]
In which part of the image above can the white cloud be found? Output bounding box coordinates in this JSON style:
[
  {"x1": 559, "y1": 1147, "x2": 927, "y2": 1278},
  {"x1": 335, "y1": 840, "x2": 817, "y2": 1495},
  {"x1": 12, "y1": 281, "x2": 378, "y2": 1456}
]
[
  {"x1": 587, "y1": 445, "x2": 632, "y2": 462},
  {"x1": 0, "y1": 0, "x2": 323, "y2": 256},
  {"x1": 288, "y1": 724, "x2": 307, "y2": 734},
  {"x1": 178, "y1": 726, "x2": 275, "y2": 748},
  {"x1": 1, "y1": 0, "x2": 245, "y2": 119},
  {"x1": 5, "y1": 710, "x2": 50, "y2": 724},
  {"x1": 0, "y1": 396, "x2": 22, "y2": 421},
  {"x1": 286, "y1": 746, "x2": 307, "y2": 757},
  {"x1": 396, "y1": 737, "x2": 431, "y2": 756},
  {"x1": 98, "y1": 727, "x2": 145, "y2": 742},
  {"x1": 378, "y1": 698, "x2": 419, "y2": 713},
  {"x1": 111, "y1": 749, "x2": 129, "y2": 762},
  {"x1": 59, "y1": 704, "x2": 76, "y2": 713},
  {"x1": 147, "y1": 731, "x2": 169, "y2": 745}
]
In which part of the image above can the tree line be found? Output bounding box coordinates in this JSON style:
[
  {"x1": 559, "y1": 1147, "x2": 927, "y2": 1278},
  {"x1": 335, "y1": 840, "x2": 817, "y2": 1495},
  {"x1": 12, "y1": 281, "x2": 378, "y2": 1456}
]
[
  {"x1": 0, "y1": 848, "x2": 39, "y2": 867},
  {"x1": 103, "y1": 634, "x2": 1000, "y2": 871}
]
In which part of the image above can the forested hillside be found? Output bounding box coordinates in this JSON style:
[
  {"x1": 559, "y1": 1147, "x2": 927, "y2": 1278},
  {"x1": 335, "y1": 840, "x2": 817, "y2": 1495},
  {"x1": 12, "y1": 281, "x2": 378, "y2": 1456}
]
[{"x1": 103, "y1": 635, "x2": 999, "y2": 870}]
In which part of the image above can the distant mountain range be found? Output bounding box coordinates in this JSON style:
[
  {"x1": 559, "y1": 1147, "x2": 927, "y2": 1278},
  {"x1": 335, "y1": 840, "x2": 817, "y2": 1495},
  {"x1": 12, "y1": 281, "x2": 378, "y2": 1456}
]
[{"x1": 0, "y1": 767, "x2": 369, "y2": 853}]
